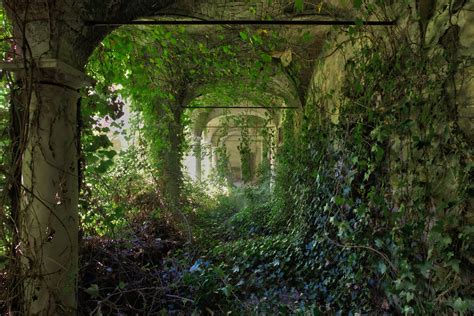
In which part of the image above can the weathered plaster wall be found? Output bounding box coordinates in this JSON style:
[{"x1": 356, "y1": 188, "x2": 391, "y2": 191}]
[
  {"x1": 302, "y1": 0, "x2": 473, "y2": 304},
  {"x1": 423, "y1": 0, "x2": 474, "y2": 139},
  {"x1": 308, "y1": 1, "x2": 473, "y2": 135},
  {"x1": 307, "y1": 31, "x2": 352, "y2": 124}
]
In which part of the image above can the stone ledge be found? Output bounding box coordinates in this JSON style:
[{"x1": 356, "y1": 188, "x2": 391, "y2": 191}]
[{"x1": 0, "y1": 58, "x2": 94, "y2": 89}]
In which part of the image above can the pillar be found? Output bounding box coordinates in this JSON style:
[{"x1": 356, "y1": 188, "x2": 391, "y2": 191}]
[
  {"x1": 211, "y1": 145, "x2": 218, "y2": 168},
  {"x1": 269, "y1": 127, "x2": 277, "y2": 188},
  {"x1": 193, "y1": 135, "x2": 202, "y2": 181},
  {"x1": 1, "y1": 59, "x2": 91, "y2": 314},
  {"x1": 201, "y1": 140, "x2": 211, "y2": 180}
]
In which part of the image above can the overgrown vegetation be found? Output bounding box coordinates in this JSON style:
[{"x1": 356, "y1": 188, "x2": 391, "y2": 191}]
[{"x1": 0, "y1": 0, "x2": 472, "y2": 314}]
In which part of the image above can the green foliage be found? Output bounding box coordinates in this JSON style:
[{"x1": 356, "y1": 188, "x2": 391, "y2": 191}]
[
  {"x1": 236, "y1": 116, "x2": 253, "y2": 183},
  {"x1": 183, "y1": 2, "x2": 473, "y2": 314},
  {"x1": 267, "y1": 3, "x2": 473, "y2": 313},
  {"x1": 85, "y1": 25, "x2": 283, "y2": 210},
  {"x1": 79, "y1": 144, "x2": 156, "y2": 236},
  {"x1": 338, "y1": 27, "x2": 471, "y2": 315},
  {"x1": 0, "y1": 1, "x2": 468, "y2": 313},
  {"x1": 213, "y1": 145, "x2": 232, "y2": 186},
  {"x1": 294, "y1": 0, "x2": 304, "y2": 12},
  {"x1": 0, "y1": 5, "x2": 12, "y2": 260},
  {"x1": 0, "y1": 77, "x2": 8, "y2": 189}
]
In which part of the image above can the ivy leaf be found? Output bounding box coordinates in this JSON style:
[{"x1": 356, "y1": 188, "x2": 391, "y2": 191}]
[
  {"x1": 417, "y1": 261, "x2": 431, "y2": 278},
  {"x1": 294, "y1": 0, "x2": 304, "y2": 12},
  {"x1": 334, "y1": 195, "x2": 345, "y2": 206},
  {"x1": 448, "y1": 259, "x2": 460, "y2": 273},
  {"x1": 371, "y1": 144, "x2": 384, "y2": 163},
  {"x1": 353, "y1": 0, "x2": 362, "y2": 9},
  {"x1": 449, "y1": 297, "x2": 471, "y2": 313},
  {"x1": 221, "y1": 285, "x2": 233, "y2": 297},
  {"x1": 103, "y1": 150, "x2": 117, "y2": 159},
  {"x1": 303, "y1": 31, "x2": 314, "y2": 43},
  {"x1": 85, "y1": 284, "x2": 100, "y2": 298},
  {"x1": 377, "y1": 261, "x2": 387, "y2": 275},
  {"x1": 261, "y1": 53, "x2": 272, "y2": 63},
  {"x1": 375, "y1": 239, "x2": 383, "y2": 248}
]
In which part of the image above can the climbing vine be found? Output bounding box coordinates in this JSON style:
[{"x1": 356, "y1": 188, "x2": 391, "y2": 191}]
[
  {"x1": 268, "y1": 1, "x2": 473, "y2": 313},
  {"x1": 85, "y1": 25, "x2": 284, "y2": 210},
  {"x1": 184, "y1": 1, "x2": 473, "y2": 314},
  {"x1": 0, "y1": 0, "x2": 472, "y2": 314},
  {"x1": 235, "y1": 116, "x2": 252, "y2": 183}
]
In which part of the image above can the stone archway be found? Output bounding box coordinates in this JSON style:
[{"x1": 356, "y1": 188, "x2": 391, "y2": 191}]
[
  {"x1": 1, "y1": 0, "x2": 344, "y2": 313},
  {"x1": 185, "y1": 109, "x2": 278, "y2": 184}
]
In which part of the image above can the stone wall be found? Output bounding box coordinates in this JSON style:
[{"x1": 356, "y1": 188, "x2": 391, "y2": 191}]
[
  {"x1": 308, "y1": 1, "x2": 473, "y2": 135},
  {"x1": 300, "y1": 1, "x2": 473, "y2": 309}
]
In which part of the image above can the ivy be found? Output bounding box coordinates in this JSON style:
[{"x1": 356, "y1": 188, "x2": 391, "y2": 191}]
[
  {"x1": 85, "y1": 25, "x2": 286, "y2": 210},
  {"x1": 1, "y1": 1, "x2": 471, "y2": 314}
]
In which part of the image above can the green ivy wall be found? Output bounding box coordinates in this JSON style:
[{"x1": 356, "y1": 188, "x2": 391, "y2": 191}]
[{"x1": 275, "y1": 0, "x2": 473, "y2": 313}]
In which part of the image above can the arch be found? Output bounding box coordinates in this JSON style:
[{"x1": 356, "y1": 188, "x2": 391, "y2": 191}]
[
  {"x1": 3, "y1": 0, "x2": 341, "y2": 313},
  {"x1": 190, "y1": 96, "x2": 286, "y2": 137},
  {"x1": 183, "y1": 107, "x2": 277, "y2": 184},
  {"x1": 205, "y1": 113, "x2": 272, "y2": 146}
]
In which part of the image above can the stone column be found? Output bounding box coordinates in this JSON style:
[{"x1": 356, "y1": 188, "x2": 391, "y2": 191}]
[
  {"x1": 201, "y1": 140, "x2": 212, "y2": 180},
  {"x1": 193, "y1": 135, "x2": 202, "y2": 181},
  {"x1": 269, "y1": 127, "x2": 277, "y2": 188},
  {"x1": 1, "y1": 59, "x2": 91, "y2": 315},
  {"x1": 211, "y1": 146, "x2": 218, "y2": 168}
]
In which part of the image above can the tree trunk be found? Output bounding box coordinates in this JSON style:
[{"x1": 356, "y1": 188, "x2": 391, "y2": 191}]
[{"x1": 163, "y1": 118, "x2": 183, "y2": 207}]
